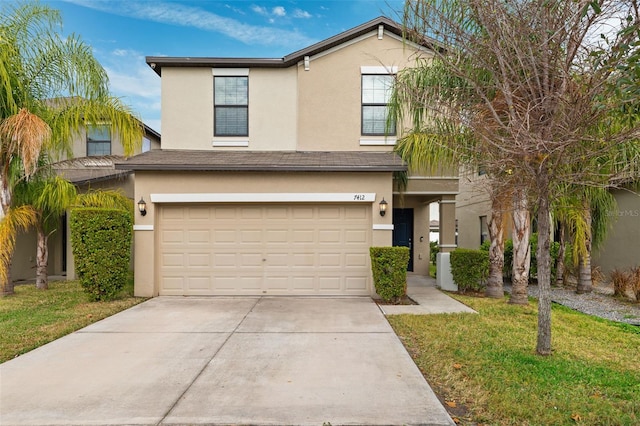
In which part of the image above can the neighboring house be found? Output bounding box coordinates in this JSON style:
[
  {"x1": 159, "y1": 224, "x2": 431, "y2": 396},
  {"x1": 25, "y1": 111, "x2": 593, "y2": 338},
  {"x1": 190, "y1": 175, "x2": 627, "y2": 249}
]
[
  {"x1": 116, "y1": 17, "x2": 459, "y2": 298},
  {"x1": 456, "y1": 170, "x2": 640, "y2": 279},
  {"x1": 11, "y1": 122, "x2": 161, "y2": 282}
]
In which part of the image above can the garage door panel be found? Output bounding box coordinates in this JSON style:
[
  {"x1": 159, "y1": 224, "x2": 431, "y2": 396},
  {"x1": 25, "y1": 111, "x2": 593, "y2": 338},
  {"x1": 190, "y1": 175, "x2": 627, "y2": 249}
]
[
  {"x1": 214, "y1": 229, "x2": 236, "y2": 243},
  {"x1": 318, "y1": 277, "x2": 341, "y2": 290},
  {"x1": 188, "y1": 276, "x2": 211, "y2": 290},
  {"x1": 291, "y1": 253, "x2": 314, "y2": 267},
  {"x1": 345, "y1": 277, "x2": 368, "y2": 291},
  {"x1": 159, "y1": 204, "x2": 371, "y2": 296},
  {"x1": 187, "y1": 230, "x2": 210, "y2": 244},
  {"x1": 188, "y1": 253, "x2": 210, "y2": 267},
  {"x1": 346, "y1": 253, "x2": 368, "y2": 267},
  {"x1": 318, "y1": 229, "x2": 341, "y2": 243},
  {"x1": 161, "y1": 230, "x2": 184, "y2": 244},
  {"x1": 318, "y1": 206, "x2": 341, "y2": 219},
  {"x1": 161, "y1": 253, "x2": 185, "y2": 267},
  {"x1": 292, "y1": 230, "x2": 314, "y2": 243}
]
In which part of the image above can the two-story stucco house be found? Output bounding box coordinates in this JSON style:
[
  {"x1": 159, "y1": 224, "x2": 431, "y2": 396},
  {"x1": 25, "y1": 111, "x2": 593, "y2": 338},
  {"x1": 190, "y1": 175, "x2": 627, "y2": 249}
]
[
  {"x1": 117, "y1": 17, "x2": 459, "y2": 298},
  {"x1": 11, "y1": 120, "x2": 160, "y2": 282}
]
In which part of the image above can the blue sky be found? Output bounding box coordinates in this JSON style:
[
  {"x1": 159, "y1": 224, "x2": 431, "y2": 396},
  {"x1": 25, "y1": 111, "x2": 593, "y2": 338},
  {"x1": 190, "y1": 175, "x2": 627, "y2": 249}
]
[{"x1": 40, "y1": 0, "x2": 405, "y2": 133}]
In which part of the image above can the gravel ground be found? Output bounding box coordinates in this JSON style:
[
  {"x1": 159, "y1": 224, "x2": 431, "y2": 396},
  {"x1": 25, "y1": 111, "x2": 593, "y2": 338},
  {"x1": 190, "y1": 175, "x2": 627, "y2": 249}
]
[{"x1": 504, "y1": 283, "x2": 640, "y2": 326}]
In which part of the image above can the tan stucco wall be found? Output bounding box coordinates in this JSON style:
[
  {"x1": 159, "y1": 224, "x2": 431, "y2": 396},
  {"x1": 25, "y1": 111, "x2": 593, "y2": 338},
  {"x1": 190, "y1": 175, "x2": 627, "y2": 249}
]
[
  {"x1": 161, "y1": 68, "x2": 213, "y2": 150},
  {"x1": 161, "y1": 67, "x2": 297, "y2": 151},
  {"x1": 297, "y1": 32, "x2": 431, "y2": 151},
  {"x1": 456, "y1": 169, "x2": 493, "y2": 249},
  {"x1": 593, "y1": 188, "x2": 640, "y2": 278},
  {"x1": 132, "y1": 171, "x2": 394, "y2": 297},
  {"x1": 158, "y1": 30, "x2": 431, "y2": 153}
]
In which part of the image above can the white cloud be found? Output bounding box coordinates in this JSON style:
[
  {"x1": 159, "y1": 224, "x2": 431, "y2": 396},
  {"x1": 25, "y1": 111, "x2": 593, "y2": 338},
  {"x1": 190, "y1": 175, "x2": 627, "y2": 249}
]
[
  {"x1": 293, "y1": 9, "x2": 312, "y2": 19},
  {"x1": 65, "y1": 0, "x2": 315, "y2": 49},
  {"x1": 272, "y1": 6, "x2": 286, "y2": 17},
  {"x1": 251, "y1": 5, "x2": 269, "y2": 16}
]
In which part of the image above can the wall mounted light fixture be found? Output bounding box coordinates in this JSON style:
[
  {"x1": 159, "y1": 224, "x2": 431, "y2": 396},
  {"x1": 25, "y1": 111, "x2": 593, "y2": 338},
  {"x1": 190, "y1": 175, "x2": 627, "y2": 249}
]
[
  {"x1": 138, "y1": 197, "x2": 147, "y2": 216},
  {"x1": 379, "y1": 198, "x2": 388, "y2": 216}
]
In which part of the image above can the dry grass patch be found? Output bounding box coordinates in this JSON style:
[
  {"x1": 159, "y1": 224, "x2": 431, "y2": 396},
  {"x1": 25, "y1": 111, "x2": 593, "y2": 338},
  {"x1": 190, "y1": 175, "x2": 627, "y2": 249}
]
[
  {"x1": 388, "y1": 296, "x2": 640, "y2": 425},
  {"x1": 0, "y1": 280, "x2": 145, "y2": 363}
]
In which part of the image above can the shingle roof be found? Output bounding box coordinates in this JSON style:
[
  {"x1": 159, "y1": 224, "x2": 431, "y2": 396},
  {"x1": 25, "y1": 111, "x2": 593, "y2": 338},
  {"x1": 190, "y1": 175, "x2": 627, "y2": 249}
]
[
  {"x1": 146, "y1": 16, "x2": 439, "y2": 76},
  {"x1": 114, "y1": 150, "x2": 406, "y2": 172},
  {"x1": 54, "y1": 155, "x2": 132, "y2": 185}
]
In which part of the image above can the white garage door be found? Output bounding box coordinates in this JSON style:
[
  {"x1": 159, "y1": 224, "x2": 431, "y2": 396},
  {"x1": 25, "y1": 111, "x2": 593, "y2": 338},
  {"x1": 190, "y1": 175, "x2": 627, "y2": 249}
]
[{"x1": 158, "y1": 204, "x2": 372, "y2": 295}]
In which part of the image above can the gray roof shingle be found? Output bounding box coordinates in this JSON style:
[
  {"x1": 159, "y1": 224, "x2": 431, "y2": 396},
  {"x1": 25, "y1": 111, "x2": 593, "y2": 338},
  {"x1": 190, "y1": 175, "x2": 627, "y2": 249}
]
[{"x1": 114, "y1": 150, "x2": 406, "y2": 172}]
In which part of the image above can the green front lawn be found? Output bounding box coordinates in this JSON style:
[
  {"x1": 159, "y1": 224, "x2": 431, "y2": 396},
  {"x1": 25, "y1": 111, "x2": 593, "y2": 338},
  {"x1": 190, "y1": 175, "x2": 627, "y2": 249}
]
[
  {"x1": 0, "y1": 280, "x2": 145, "y2": 363},
  {"x1": 388, "y1": 296, "x2": 640, "y2": 425}
]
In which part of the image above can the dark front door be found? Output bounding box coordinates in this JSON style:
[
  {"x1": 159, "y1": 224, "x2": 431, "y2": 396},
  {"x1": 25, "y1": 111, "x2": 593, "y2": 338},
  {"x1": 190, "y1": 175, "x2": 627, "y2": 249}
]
[{"x1": 392, "y1": 208, "x2": 414, "y2": 272}]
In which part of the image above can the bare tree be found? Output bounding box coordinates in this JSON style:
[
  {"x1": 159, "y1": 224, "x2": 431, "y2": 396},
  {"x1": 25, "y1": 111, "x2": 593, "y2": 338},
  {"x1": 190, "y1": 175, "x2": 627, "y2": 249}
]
[{"x1": 395, "y1": 0, "x2": 640, "y2": 355}]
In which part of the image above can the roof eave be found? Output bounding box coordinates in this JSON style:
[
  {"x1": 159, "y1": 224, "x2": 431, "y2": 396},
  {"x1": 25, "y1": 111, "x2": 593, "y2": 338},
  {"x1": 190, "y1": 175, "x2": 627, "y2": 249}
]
[{"x1": 115, "y1": 164, "x2": 406, "y2": 172}]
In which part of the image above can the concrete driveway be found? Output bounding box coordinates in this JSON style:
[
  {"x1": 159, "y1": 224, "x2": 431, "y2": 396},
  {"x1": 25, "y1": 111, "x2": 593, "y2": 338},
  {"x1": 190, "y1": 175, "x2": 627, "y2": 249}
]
[{"x1": 0, "y1": 296, "x2": 454, "y2": 426}]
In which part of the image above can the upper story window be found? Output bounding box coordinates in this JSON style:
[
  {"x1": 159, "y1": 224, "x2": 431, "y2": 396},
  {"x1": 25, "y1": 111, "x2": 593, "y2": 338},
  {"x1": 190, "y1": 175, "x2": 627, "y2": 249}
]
[
  {"x1": 362, "y1": 74, "x2": 395, "y2": 136},
  {"x1": 86, "y1": 125, "x2": 111, "y2": 156},
  {"x1": 214, "y1": 76, "x2": 248, "y2": 137}
]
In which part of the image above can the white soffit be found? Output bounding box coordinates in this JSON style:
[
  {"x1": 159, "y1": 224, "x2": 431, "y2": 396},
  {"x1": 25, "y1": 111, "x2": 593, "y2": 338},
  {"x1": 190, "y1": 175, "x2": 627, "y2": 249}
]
[
  {"x1": 360, "y1": 65, "x2": 398, "y2": 74},
  {"x1": 212, "y1": 68, "x2": 249, "y2": 76},
  {"x1": 150, "y1": 193, "x2": 377, "y2": 203}
]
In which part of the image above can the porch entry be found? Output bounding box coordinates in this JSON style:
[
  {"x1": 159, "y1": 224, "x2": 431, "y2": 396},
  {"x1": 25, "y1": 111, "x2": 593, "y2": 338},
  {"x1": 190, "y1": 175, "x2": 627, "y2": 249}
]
[{"x1": 392, "y1": 208, "x2": 414, "y2": 272}]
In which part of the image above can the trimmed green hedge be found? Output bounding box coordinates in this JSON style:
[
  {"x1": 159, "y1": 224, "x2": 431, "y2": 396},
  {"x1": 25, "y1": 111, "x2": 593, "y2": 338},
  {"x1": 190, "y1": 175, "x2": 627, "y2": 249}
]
[
  {"x1": 370, "y1": 246, "x2": 410, "y2": 303},
  {"x1": 481, "y1": 233, "x2": 562, "y2": 281},
  {"x1": 70, "y1": 208, "x2": 132, "y2": 301},
  {"x1": 450, "y1": 248, "x2": 489, "y2": 293}
]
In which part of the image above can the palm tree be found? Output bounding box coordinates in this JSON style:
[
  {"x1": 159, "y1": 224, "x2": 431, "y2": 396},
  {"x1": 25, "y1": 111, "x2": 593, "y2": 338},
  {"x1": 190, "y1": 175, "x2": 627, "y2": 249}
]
[
  {"x1": 0, "y1": 2, "x2": 143, "y2": 295},
  {"x1": 13, "y1": 159, "x2": 134, "y2": 290}
]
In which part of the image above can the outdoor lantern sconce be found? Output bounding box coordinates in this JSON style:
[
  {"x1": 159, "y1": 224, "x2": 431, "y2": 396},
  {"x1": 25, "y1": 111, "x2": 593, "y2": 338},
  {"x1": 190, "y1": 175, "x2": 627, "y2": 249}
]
[
  {"x1": 138, "y1": 197, "x2": 147, "y2": 216},
  {"x1": 379, "y1": 198, "x2": 388, "y2": 217}
]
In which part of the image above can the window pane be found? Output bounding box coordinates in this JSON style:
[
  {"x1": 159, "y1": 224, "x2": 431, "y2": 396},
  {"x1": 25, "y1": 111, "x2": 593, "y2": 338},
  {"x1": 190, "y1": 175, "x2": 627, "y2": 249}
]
[
  {"x1": 87, "y1": 125, "x2": 111, "y2": 156},
  {"x1": 363, "y1": 106, "x2": 395, "y2": 135},
  {"x1": 87, "y1": 125, "x2": 110, "y2": 142},
  {"x1": 215, "y1": 77, "x2": 248, "y2": 105},
  {"x1": 215, "y1": 107, "x2": 248, "y2": 136},
  {"x1": 87, "y1": 141, "x2": 111, "y2": 156},
  {"x1": 362, "y1": 75, "x2": 392, "y2": 104}
]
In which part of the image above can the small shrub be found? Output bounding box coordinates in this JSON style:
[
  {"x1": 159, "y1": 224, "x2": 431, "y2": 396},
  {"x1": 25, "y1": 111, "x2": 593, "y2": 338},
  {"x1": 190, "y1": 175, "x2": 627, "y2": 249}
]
[
  {"x1": 370, "y1": 246, "x2": 410, "y2": 303},
  {"x1": 450, "y1": 248, "x2": 489, "y2": 293},
  {"x1": 610, "y1": 268, "x2": 630, "y2": 298},
  {"x1": 630, "y1": 267, "x2": 640, "y2": 303},
  {"x1": 430, "y1": 240, "x2": 439, "y2": 264},
  {"x1": 70, "y1": 208, "x2": 132, "y2": 301}
]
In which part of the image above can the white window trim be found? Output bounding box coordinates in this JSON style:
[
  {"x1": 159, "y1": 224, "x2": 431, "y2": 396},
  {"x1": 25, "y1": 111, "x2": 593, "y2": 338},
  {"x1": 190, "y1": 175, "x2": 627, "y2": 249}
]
[
  {"x1": 212, "y1": 68, "x2": 249, "y2": 76},
  {"x1": 359, "y1": 137, "x2": 397, "y2": 146},
  {"x1": 360, "y1": 65, "x2": 398, "y2": 75},
  {"x1": 212, "y1": 140, "x2": 249, "y2": 147},
  {"x1": 373, "y1": 224, "x2": 394, "y2": 230},
  {"x1": 150, "y1": 193, "x2": 376, "y2": 203}
]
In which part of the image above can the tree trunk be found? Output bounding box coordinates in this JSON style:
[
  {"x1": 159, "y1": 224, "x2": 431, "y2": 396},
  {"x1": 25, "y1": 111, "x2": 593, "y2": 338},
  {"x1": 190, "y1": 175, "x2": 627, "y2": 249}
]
[
  {"x1": 576, "y1": 203, "x2": 593, "y2": 294},
  {"x1": 486, "y1": 195, "x2": 505, "y2": 298},
  {"x1": 509, "y1": 187, "x2": 530, "y2": 305},
  {"x1": 1, "y1": 258, "x2": 15, "y2": 296},
  {"x1": 1, "y1": 175, "x2": 15, "y2": 296},
  {"x1": 536, "y1": 189, "x2": 553, "y2": 356},
  {"x1": 555, "y1": 221, "x2": 565, "y2": 286},
  {"x1": 36, "y1": 227, "x2": 49, "y2": 290}
]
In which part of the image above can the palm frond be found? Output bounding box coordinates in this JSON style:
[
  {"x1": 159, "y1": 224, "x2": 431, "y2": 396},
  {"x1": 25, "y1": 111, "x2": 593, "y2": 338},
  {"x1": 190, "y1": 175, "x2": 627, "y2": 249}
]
[
  {"x1": 75, "y1": 189, "x2": 134, "y2": 216},
  {"x1": 0, "y1": 206, "x2": 37, "y2": 283},
  {"x1": 0, "y1": 108, "x2": 51, "y2": 178}
]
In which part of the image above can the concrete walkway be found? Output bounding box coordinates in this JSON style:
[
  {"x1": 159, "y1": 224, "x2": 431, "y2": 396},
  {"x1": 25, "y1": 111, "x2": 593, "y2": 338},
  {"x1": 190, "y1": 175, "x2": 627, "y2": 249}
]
[
  {"x1": 0, "y1": 296, "x2": 455, "y2": 426},
  {"x1": 379, "y1": 274, "x2": 477, "y2": 315}
]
